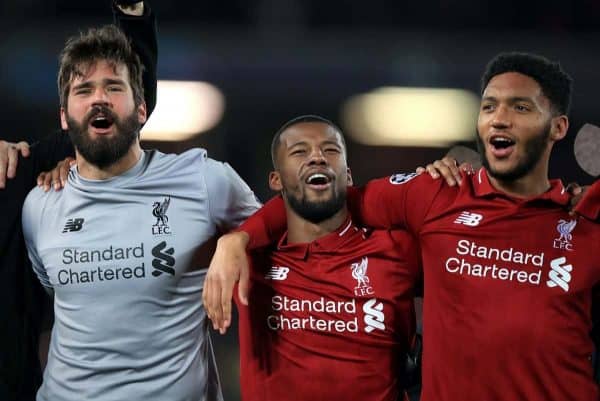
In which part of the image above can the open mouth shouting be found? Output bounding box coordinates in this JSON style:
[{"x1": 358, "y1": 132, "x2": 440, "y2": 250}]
[
  {"x1": 488, "y1": 134, "x2": 516, "y2": 158},
  {"x1": 87, "y1": 108, "x2": 116, "y2": 135},
  {"x1": 304, "y1": 172, "x2": 333, "y2": 191}
]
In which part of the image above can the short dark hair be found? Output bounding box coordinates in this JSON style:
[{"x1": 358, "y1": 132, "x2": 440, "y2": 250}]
[
  {"x1": 270, "y1": 115, "x2": 346, "y2": 168},
  {"x1": 480, "y1": 52, "x2": 573, "y2": 115},
  {"x1": 58, "y1": 25, "x2": 144, "y2": 108}
]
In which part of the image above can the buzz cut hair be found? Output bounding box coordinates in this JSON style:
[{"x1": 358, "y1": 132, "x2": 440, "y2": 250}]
[{"x1": 270, "y1": 115, "x2": 346, "y2": 168}]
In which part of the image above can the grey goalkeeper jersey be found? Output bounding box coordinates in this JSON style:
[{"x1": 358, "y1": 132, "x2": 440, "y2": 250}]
[{"x1": 22, "y1": 149, "x2": 260, "y2": 401}]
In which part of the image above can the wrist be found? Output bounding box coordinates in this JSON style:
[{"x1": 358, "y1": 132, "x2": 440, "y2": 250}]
[{"x1": 219, "y1": 231, "x2": 250, "y2": 249}]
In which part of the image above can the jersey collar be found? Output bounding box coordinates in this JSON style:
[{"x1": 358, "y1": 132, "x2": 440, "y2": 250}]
[
  {"x1": 472, "y1": 167, "x2": 570, "y2": 206},
  {"x1": 276, "y1": 216, "x2": 362, "y2": 259}
]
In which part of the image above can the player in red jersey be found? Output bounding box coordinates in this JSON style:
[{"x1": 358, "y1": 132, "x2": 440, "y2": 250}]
[
  {"x1": 575, "y1": 180, "x2": 600, "y2": 222},
  {"x1": 236, "y1": 115, "x2": 420, "y2": 401},
  {"x1": 204, "y1": 52, "x2": 600, "y2": 401}
]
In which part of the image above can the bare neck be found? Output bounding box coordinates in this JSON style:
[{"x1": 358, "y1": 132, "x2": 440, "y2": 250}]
[
  {"x1": 76, "y1": 143, "x2": 142, "y2": 180},
  {"x1": 487, "y1": 157, "x2": 552, "y2": 198},
  {"x1": 285, "y1": 204, "x2": 349, "y2": 244}
]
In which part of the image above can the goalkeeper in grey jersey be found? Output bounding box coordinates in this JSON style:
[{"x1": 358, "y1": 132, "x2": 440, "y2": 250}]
[{"x1": 21, "y1": 25, "x2": 260, "y2": 401}]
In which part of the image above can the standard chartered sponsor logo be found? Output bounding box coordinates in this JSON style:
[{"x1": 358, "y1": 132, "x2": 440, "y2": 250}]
[
  {"x1": 445, "y1": 240, "x2": 544, "y2": 285},
  {"x1": 58, "y1": 243, "x2": 146, "y2": 285},
  {"x1": 363, "y1": 299, "x2": 385, "y2": 333},
  {"x1": 56, "y1": 242, "x2": 176, "y2": 285},
  {"x1": 546, "y1": 257, "x2": 573, "y2": 292},
  {"x1": 62, "y1": 243, "x2": 144, "y2": 264},
  {"x1": 266, "y1": 296, "x2": 386, "y2": 334},
  {"x1": 57, "y1": 265, "x2": 146, "y2": 284},
  {"x1": 151, "y1": 241, "x2": 175, "y2": 277},
  {"x1": 267, "y1": 296, "x2": 358, "y2": 333}
]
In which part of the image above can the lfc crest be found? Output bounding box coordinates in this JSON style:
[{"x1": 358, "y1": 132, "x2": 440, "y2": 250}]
[{"x1": 351, "y1": 257, "x2": 374, "y2": 296}]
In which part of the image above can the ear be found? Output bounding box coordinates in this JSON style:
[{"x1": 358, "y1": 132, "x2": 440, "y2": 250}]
[
  {"x1": 60, "y1": 107, "x2": 69, "y2": 130},
  {"x1": 550, "y1": 115, "x2": 569, "y2": 142},
  {"x1": 269, "y1": 171, "x2": 283, "y2": 191},
  {"x1": 137, "y1": 101, "x2": 147, "y2": 124},
  {"x1": 346, "y1": 167, "x2": 353, "y2": 186}
]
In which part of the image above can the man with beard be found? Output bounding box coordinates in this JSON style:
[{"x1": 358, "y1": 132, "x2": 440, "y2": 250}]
[
  {"x1": 235, "y1": 115, "x2": 420, "y2": 401},
  {"x1": 204, "y1": 52, "x2": 600, "y2": 401},
  {"x1": 0, "y1": 3, "x2": 156, "y2": 401},
  {"x1": 22, "y1": 25, "x2": 260, "y2": 401}
]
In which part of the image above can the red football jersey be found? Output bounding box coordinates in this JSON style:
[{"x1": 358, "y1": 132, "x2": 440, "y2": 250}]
[
  {"x1": 237, "y1": 218, "x2": 419, "y2": 401},
  {"x1": 350, "y1": 169, "x2": 600, "y2": 401},
  {"x1": 575, "y1": 180, "x2": 600, "y2": 221}
]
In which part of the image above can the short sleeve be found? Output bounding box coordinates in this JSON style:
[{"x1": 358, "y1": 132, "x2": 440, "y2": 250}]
[
  {"x1": 22, "y1": 189, "x2": 52, "y2": 290},
  {"x1": 348, "y1": 172, "x2": 443, "y2": 235},
  {"x1": 203, "y1": 159, "x2": 262, "y2": 232}
]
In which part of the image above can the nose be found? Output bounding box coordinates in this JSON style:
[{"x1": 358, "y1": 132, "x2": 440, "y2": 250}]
[
  {"x1": 307, "y1": 148, "x2": 327, "y2": 166},
  {"x1": 91, "y1": 87, "x2": 111, "y2": 107},
  {"x1": 490, "y1": 104, "x2": 511, "y2": 129}
]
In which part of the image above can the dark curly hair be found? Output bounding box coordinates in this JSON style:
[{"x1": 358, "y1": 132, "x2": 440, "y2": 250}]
[
  {"x1": 58, "y1": 25, "x2": 144, "y2": 108},
  {"x1": 481, "y1": 52, "x2": 573, "y2": 116}
]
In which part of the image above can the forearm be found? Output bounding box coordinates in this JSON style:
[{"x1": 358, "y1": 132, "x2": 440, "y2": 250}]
[
  {"x1": 238, "y1": 195, "x2": 287, "y2": 249},
  {"x1": 113, "y1": 0, "x2": 158, "y2": 115}
]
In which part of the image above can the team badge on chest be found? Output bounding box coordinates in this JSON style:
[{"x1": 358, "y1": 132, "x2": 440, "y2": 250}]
[
  {"x1": 152, "y1": 197, "x2": 172, "y2": 235},
  {"x1": 351, "y1": 257, "x2": 374, "y2": 296},
  {"x1": 553, "y1": 219, "x2": 576, "y2": 251}
]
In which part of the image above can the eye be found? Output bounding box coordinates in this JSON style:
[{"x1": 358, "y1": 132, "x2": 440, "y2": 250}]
[
  {"x1": 324, "y1": 147, "x2": 340, "y2": 154},
  {"x1": 481, "y1": 103, "x2": 495, "y2": 112},
  {"x1": 515, "y1": 104, "x2": 530, "y2": 112},
  {"x1": 290, "y1": 149, "x2": 306, "y2": 156},
  {"x1": 74, "y1": 88, "x2": 92, "y2": 95},
  {"x1": 107, "y1": 85, "x2": 123, "y2": 92}
]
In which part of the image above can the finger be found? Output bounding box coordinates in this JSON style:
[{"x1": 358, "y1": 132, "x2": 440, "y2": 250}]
[
  {"x1": 51, "y1": 163, "x2": 62, "y2": 191},
  {"x1": 6, "y1": 145, "x2": 19, "y2": 179},
  {"x1": 238, "y1": 261, "x2": 250, "y2": 307},
  {"x1": 415, "y1": 167, "x2": 426, "y2": 174},
  {"x1": 59, "y1": 158, "x2": 74, "y2": 189},
  {"x1": 204, "y1": 274, "x2": 221, "y2": 331},
  {"x1": 565, "y1": 182, "x2": 582, "y2": 196},
  {"x1": 37, "y1": 172, "x2": 45, "y2": 187},
  {"x1": 41, "y1": 171, "x2": 53, "y2": 192},
  {"x1": 458, "y1": 162, "x2": 474, "y2": 174},
  {"x1": 432, "y1": 160, "x2": 457, "y2": 186},
  {"x1": 219, "y1": 273, "x2": 235, "y2": 334},
  {"x1": 16, "y1": 141, "x2": 30, "y2": 158},
  {"x1": 441, "y1": 157, "x2": 462, "y2": 184},
  {"x1": 0, "y1": 143, "x2": 7, "y2": 188},
  {"x1": 425, "y1": 164, "x2": 439, "y2": 179}
]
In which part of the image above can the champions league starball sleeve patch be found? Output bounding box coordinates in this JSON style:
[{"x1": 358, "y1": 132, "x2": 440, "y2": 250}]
[{"x1": 389, "y1": 173, "x2": 418, "y2": 185}]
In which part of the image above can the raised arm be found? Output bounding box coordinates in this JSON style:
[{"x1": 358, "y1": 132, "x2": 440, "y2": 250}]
[{"x1": 113, "y1": 0, "x2": 158, "y2": 115}]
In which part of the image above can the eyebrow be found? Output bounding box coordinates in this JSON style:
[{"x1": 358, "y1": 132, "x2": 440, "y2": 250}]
[
  {"x1": 287, "y1": 140, "x2": 342, "y2": 149},
  {"x1": 71, "y1": 78, "x2": 127, "y2": 92},
  {"x1": 482, "y1": 95, "x2": 534, "y2": 103}
]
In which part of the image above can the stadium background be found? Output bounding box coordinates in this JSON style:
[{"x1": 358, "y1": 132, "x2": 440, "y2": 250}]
[{"x1": 1, "y1": 1, "x2": 598, "y2": 399}]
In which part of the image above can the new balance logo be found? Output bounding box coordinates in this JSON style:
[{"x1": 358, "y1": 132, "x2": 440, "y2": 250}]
[
  {"x1": 363, "y1": 298, "x2": 385, "y2": 333},
  {"x1": 547, "y1": 257, "x2": 573, "y2": 292},
  {"x1": 151, "y1": 241, "x2": 176, "y2": 277},
  {"x1": 265, "y1": 266, "x2": 290, "y2": 281},
  {"x1": 454, "y1": 211, "x2": 483, "y2": 227},
  {"x1": 62, "y1": 218, "x2": 84, "y2": 233}
]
